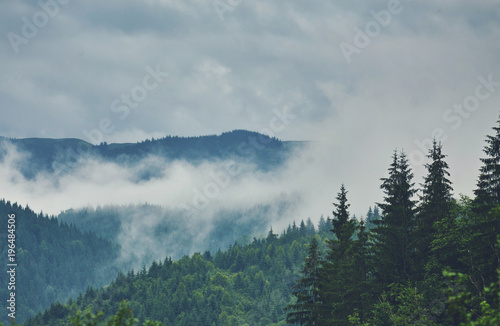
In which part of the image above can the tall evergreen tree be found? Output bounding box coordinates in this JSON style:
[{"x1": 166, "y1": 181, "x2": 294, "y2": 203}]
[
  {"x1": 475, "y1": 114, "x2": 500, "y2": 210},
  {"x1": 367, "y1": 207, "x2": 374, "y2": 221},
  {"x1": 286, "y1": 237, "x2": 322, "y2": 325},
  {"x1": 372, "y1": 151, "x2": 417, "y2": 286},
  {"x1": 330, "y1": 184, "x2": 356, "y2": 251},
  {"x1": 365, "y1": 206, "x2": 380, "y2": 229},
  {"x1": 319, "y1": 184, "x2": 357, "y2": 325},
  {"x1": 347, "y1": 219, "x2": 373, "y2": 322},
  {"x1": 318, "y1": 215, "x2": 328, "y2": 234},
  {"x1": 471, "y1": 115, "x2": 500, "y2": 286},
  {"x1": 414, "y1": 139, "x2": 453, "y2": 278},
  {"x1": 306, "y1": 218, "x2": 316, "y2": 235}
]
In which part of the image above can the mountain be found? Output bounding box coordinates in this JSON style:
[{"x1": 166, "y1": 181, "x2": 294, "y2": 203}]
[
  {"x1": 0, "y1": 130, "x2": 306, "y2": 324},
  {"x1": 0, "y1": 130, "x2": 304, "y2": 179},
  {"x1": 56, "y1": 200, "x2": 297, "y2": 271},
  {"x1": 24, "y1": 220, "x2": 325, "y2": 326},
  {"x1": 0, "y1": 198, "x2": 300, "y2": 325},
  {"x1": 0, "y1": 200, "x2": 119, "y2": 324}
]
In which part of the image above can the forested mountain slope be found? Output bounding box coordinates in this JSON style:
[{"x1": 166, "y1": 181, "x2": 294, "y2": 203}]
[
  {"x1": 56, "y1": 201, "x2": 294, "y2": 270},
  {"x1": 24, "y1": 219, "x2": 334, "y2": 326},
  {"x1": 22, "y1": 116, "x2": 500, "y2": 326},
  {"x1": 0, "y1": 200, "x2": 119, "y2": 324}
]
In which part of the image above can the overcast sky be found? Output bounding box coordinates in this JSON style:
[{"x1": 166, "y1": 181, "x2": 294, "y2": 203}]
[{"x1": 1, "y1": 0, "x2": 500, "y2": 220}]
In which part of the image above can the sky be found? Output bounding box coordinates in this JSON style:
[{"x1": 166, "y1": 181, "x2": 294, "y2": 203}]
[{"x1": 1, "y1": 0, "x2": 500, "y2": 226}]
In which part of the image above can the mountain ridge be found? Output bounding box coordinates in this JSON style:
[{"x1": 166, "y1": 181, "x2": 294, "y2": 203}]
[
  {"x1": 0, "y1": 129, "x2": 303, "y2": 145},
  {"x1": 0, "y1": 129, "x2": 306, "y2": 179}
]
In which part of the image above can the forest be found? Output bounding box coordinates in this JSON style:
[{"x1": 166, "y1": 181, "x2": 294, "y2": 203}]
[
  {"x1": 285, "y1": 117, "x2": 500, "y2": 325},
  {"x1": 0, "y1": 200, "x2": 119, "y2": 323},
  {"x1": 1, "y1": 116, "x2": 499, "y2": 325},
  {"x1": 0, "y1": 196, "x2": 296, "y2": 324}
]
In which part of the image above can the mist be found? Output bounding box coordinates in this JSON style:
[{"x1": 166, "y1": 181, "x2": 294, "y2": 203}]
[
  {"x1": 0, "y1": 138, "x2": 348, "y2": 268},
  {"x1": 0, "y1": 113, "x2": 492, "y2": 269}
]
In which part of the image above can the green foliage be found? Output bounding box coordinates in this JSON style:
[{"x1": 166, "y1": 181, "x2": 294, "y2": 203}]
[
  {"x1": 372, "y1": 151, "x2": 417, "y2": 286},
  {"x1": 444, "y1": 267, "x2": 500, "y2": 326},
  {"x1": 68, "y1": 307, "x2": 104, "y2": 326},
  {"x1": 475, "y1": 115, "x2": 500, "y2": 210},
  {"x1": 330, "y1": 184, "x2": 356, "y2": 248},
  {"x1": 67, "y1": 300, "x2": 162, "y2": 326},
  {"x1": 348, "y1": 312, "x2": 370, "y2": 326},
  {"x1": 414, "y1": 139, "x2": 454, "y2": 280},
  {"x1": 286, "y1": 236, "x2": 322, "y2": 325},
  {"x1": 25, "y1": 224, "x2": 318, "y2": 326},
  {"x1": 365, "y1": 205, "x2": 381, "y2": 230},
  {"x1": 319, "y1": 185, "x2": 362, "y2": 325},
  {"x1": 367, "y1": 283, "x2": 439, "y2": 326},
  {"x1": 0, "y1": 200, "x2": 118, "y2": 324}
]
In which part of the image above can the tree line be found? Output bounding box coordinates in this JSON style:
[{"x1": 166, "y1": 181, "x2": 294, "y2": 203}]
[{"x1": 286, "y1": 116, "x2": 500, "y2": 325}]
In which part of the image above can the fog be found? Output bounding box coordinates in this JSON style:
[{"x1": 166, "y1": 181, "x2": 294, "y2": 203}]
[
  {"x1": 1, "y1": 0, "x2": 499, "y2": 250},
  {"x1": 0, "y1": 109, "x2": 498, "y2": 267}
]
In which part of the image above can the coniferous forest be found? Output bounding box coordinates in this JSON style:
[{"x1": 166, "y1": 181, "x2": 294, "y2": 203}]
[
  {"x1": 2, "y1": 0, "x2": 498, "y2": 324},
  {"x1": 1, "y1": 116, "x2": 496, "y2": 325}
]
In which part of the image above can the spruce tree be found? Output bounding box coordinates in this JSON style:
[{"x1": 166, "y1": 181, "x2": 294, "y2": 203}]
[
  {"x1": 372, "y1": 150, "x2": 417, "y2": 286},
  {"x1": 470, "y1": 115, "x2": 500, "y2": 287},
  {"x1": 365, "y1": 206, "x2": 380, "y2": 230},
  {"x1": 347, "y1": 219, "x2": 372, "y2": 322},
  {"x1": 475, "y1": 114, "x2": 500, "y2": 211},
  {"x1": 319, "y1": 184, "x2": 357, "y2": 325},
  {"x1": 306, "y1": 218, "x2": 316, "y2": 235},
  {"x1": 330, "y1": 184, "x2": 356, "y2": 252},
  {"x1": 286, "y1": 237, "x2": 322, "y2": 325},
  {"x1": 318, "y1": 216, "x2": 328, "y2": 234},
  {"x1": 414, "y1": 139, "x2": 453, "y2": 279},
  {"x1": 367, "y1": 207, "x2": 374, "y2": 221}
]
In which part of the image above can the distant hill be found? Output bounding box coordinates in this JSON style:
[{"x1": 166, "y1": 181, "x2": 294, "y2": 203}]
[
  {"x1": 0, "y1": 130, "x2": 304, "y2": 179},
  {"x1": 56, "y1": 199, "x2": 297, "y2": 268}
]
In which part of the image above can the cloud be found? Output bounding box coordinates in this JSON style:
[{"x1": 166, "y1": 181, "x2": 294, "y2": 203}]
[{"x1": 1, "y1": 0, "x2": 500, "y2": 244}]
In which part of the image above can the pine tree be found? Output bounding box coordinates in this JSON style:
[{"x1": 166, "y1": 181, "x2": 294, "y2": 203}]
[
  {"x1": 330, "y1": 184, "x2": 357, "y2": 253},
  {"x1": 306, "y1": 218, "x2": 316, "y2": 235},
  {"x1": 475, "y1": 114, "x2": 500, "y2": 211},
  {"x1": 286, "y1": 237, "x2": 322, "y2": 325},
  {"x1": 372, "y1": 151, "x2": 417, "y2": 286},
  {"x1": 300, "y1": 220, "x2": 308, "y2": 237},
  {"x1": 347, "y1": 219, "x2": 373, "y2": 322},
  {"x1": 471, "y1": 115, "x2": 500, "y2": 286},
  {"x1": 365, "y1": 206, "x2": 380, "y2": 229},
  {"x1": 318, "y1": 216, "x2": 327, "y2": 234},
  {"x1": 414, "y1": 139, "x2": 453, "y2": 279},
  {"x1": 367, "y1": 207, "x2": 373, "y2": 221},
  {"x1": 319, "y1": 184, "x2": 357, "y2": 325}
]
